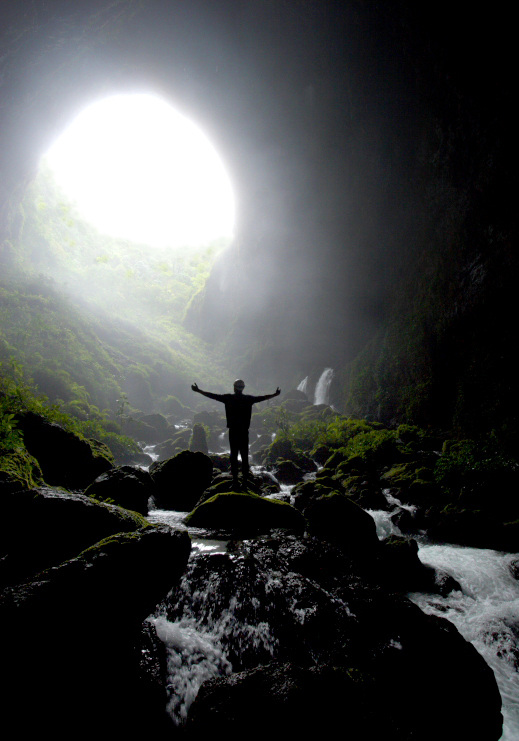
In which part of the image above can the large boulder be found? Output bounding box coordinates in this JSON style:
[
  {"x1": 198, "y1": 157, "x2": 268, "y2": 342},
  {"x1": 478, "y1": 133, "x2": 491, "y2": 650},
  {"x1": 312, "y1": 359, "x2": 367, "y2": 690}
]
[
  {"x1": 16, "y1": 411, "x2": 113, "y2": 489},
  {"x1": 84, "y1": 465, "x2": 155, "y2": 514},
  {"x1": 185, "y1": 491, "x2": 305, "y2": 535},
  {"x1": 304, "y1": 492, "x2": 379, "y2": 553},
  {"x1": 1, "y1": 524, "x2": 191, "y2": 736},
  {"x1": 273, "y1": 458, "x2": 305, "y2": 485},
  {"x1": 1, "y1": 486, "x2": 149, "y2": 590},
  {"x1": 181, "y1": 532, "x2": 501, "y2": 740},
  {"x1": 150, "y1": 449, "x2": 213, "y2": 510}
]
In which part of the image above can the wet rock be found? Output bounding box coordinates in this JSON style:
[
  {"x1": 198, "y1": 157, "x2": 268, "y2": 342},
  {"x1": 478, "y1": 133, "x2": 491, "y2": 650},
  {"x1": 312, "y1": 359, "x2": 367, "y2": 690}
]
[
  {"x1": 208, "y1": 453, "x2": 231, "y2": 472},
  {"x1": 304, "y1": 493, "x2": 379, "y2": 553},
  {"x1": 84, "y1": 465, "x2": 154, "y2": 514},
  {"x1": 151, "y1": 449, "x2": 213, "y2": 510},
  {"x1": 273, "y1": 458, "x2": 305, "y2": 484},
  {"x1": 188, "y1": 662, "x2": 379, "y2": 735},
  {"x1": 379, "y1": 536, "x2": 462, "y2": 595},
  {"x1": 1, "y1": 525, "x2": 190, "y2": 736},
  {"x1": 182, "y1": 533, "x2": 502, "y2": 741},
  {"x1": 185, "y1": 491, "x2": 305, "y2": 536},
  {"x1": 15, "y1": 411, "x2": 113, "y2": 490},
  {"x1": 308, "y1": 443, "x2": 332, "y2": 464},
  {"x1": 1, "y1": 486, "x2": 149, "y2": 590}
]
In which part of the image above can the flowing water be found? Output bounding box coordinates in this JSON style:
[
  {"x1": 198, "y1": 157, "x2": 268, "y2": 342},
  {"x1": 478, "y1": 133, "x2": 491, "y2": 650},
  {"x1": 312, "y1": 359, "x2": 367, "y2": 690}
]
[
  {"x1": 369, "y1": 501, "x2": 519, "y2": 741},
  {"x1": 144, "y1": 453, "x2": 519, "y2": 738},
  {"x1": 314, "y1": 367, "x2": 334, "y2": 405}
]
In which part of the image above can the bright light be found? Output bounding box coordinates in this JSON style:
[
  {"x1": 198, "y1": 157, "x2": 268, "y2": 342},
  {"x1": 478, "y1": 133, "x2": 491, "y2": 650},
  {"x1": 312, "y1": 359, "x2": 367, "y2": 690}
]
[{"x1": 43, "y1": 94, "x2": 235, "y2": 248}]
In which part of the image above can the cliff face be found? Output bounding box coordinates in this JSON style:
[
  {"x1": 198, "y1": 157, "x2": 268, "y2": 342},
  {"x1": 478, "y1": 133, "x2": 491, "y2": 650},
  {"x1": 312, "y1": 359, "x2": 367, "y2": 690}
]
[{"x1": 1, "y1": 2, "x2": 516, "y2": 431}]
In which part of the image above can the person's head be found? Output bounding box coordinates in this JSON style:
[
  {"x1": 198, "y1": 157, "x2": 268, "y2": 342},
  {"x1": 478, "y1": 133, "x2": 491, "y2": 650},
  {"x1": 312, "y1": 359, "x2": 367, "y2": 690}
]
[{"x1": 233, "y1": 379, "x2": 245, "y2": 394}]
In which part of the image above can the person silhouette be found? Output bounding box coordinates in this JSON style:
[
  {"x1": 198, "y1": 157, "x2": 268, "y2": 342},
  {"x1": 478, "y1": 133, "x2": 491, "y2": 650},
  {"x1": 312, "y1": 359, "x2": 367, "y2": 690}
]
[{"x1": 192, "y1": 379, "x2": 281, "y2": 489}]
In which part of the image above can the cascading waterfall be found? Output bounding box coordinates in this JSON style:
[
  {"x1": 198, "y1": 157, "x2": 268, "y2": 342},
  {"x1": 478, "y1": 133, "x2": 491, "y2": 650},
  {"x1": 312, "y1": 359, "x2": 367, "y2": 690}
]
[
  {"x1": 314, "y1": 367, "x2": 334, "y2": 405},
  {"x1": 297, "y1": 376, "x2": 308, "y2": 394}
]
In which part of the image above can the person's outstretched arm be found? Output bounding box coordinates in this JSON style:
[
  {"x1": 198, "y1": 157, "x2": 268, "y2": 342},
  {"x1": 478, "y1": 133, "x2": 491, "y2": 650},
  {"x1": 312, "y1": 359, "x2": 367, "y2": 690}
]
[
  {"x1": 252, "y1": 387, "x2": 281, "y2": 404},
  {"x1": 191, "y1": 383, "x2": 225, "y2": 402}
]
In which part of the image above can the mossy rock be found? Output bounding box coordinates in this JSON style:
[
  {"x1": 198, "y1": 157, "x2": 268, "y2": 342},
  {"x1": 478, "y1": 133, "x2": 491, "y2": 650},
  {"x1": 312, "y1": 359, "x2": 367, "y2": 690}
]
[
  {"x1": 185, "y1": 491, "x2": 305, "y2": 535},
  {"x1": 274, "y1": 459, "x2": 305, "y2": 485},
  {"x1": 323, "y1": 448, "x2": 349, "y2": 470},
  {"x1": 309, "y1": 444, "x2": 332, "y2": 465},
  {"x1": 0, "y1": 449, "x2": 43, "y2": 492},
  {"x1": 87, "y1": 438, "x2": 115, "y2": 465},
  {"x1": 353, "y1": 487, "x2": 390, "y2": 511},
  {"x1": 381, "y1": 462, "x2": 420, "y2": 487},
  {"x1": 1, "y1": 487, "x2": 149, "y2": 590}
]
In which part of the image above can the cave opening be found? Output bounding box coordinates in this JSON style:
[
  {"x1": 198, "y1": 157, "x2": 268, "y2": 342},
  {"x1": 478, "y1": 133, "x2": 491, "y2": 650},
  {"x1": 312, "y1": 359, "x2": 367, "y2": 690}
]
[{"x1": 42, "y1": 92, "x2": 236, "y2": 250}]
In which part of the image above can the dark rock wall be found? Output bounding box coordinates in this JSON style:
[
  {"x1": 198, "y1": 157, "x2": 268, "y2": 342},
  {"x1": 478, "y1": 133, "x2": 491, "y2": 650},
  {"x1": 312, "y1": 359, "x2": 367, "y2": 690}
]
[{"x1": 1, "y1": 1, "x2": 516, "y2": 429}]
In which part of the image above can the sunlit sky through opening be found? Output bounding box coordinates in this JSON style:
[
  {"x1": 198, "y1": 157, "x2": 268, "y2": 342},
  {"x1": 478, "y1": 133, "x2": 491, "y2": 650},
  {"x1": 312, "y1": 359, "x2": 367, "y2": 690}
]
[{"x1": 43, "y1": 94, "x2": 235, "y2": 248}]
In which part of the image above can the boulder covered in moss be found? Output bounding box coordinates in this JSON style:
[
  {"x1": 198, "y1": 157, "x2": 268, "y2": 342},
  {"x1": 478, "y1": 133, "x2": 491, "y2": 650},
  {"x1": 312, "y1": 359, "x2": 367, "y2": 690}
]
[
  {"x1": 151, "y1": 449, "x2": 213, "y2": 510},
  {"x1": 273, "y1": 458, "x2": 305, "y2": 485},
  {"x1": 185, "y1": 491, "x2": 305, "y2": 535},
  {"x1": 1, "y1": 486, "x2": 149, "y2": 590},
  {"x1": 304, "y1": 493, "x2": 379, "y2": 553},
  {"x1": 15, "y1": 411, "x2": 113, "y2": 490},
  {"x1": 84, "y1": 465, "x2": 154, "y2": 514},
  {"x1": 1, "y1": 524, "x2": 190, "y2": 736}
]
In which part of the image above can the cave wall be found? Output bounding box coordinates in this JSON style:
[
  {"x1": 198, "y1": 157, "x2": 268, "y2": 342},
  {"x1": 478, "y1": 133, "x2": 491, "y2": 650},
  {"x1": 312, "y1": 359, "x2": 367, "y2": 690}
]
[{"x1": 1, "y1": 1, "x2": 517, "y2": 429}]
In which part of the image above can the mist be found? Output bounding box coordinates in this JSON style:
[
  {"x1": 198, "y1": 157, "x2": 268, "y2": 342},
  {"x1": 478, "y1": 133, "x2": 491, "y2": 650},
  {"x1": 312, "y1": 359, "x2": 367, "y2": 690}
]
[{"x1": 0, "y1": 0, "x2": 516, "y2": 425}]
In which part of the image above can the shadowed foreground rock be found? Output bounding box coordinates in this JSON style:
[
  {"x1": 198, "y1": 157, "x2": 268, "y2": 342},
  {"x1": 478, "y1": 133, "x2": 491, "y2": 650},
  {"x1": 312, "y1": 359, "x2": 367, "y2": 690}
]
[
  {"x1": 1, "y1": 486, "x2": 150, "y2": 590},
  {"x1": 182, "y1": 533, "x2": 502, "y2": 740},
  {"x1": 16, "y1": 411, "x2": 113, "y2": 489},
  {"x1": 84, "y1": 465, "x2": 155, "y2": 514},
  {"x1": 1, "y1": 525, "x2": 191, "y2": 736},
  {"x1": 151, "y1": 449, "x2": 213, "y2": 510}
]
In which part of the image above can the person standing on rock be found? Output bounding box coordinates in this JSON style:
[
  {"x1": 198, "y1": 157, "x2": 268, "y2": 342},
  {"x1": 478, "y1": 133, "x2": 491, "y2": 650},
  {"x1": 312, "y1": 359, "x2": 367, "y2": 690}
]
[{"x1": 191, "y1": 379, "x2": 281, "y2": 490}]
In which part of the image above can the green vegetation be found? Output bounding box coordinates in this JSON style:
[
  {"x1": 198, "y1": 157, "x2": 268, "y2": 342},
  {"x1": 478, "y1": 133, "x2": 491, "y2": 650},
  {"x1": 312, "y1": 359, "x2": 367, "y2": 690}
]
[
  {"x1": 0, "y1": 164, "x2": 235, "y2": 442},
  {"x1": 0, "y1": 358, "x2": 138, "y2": 464}
]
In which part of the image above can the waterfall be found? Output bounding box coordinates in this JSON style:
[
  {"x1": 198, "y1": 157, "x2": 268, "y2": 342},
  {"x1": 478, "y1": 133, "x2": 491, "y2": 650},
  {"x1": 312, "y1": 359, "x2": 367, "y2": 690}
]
[
  {"x1": 314, "y1": 367, "x2": 334, "y2": 405},
  {"x1": 297, "y1": 376, "x2": 308, "y2": 394}
]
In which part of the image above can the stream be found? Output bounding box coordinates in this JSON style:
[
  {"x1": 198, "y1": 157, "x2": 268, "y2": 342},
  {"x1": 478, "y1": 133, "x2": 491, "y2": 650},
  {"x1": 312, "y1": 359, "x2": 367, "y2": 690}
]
[{"x1": 144, "y1": 477, "x2": 519, "y2": 738}]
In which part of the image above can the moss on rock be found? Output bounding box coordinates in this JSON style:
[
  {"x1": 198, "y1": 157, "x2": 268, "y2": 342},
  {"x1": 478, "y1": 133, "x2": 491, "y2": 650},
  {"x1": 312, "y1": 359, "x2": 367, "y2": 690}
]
[{"x1": 185, "y1": 491, "x2": 305, "y2": 535}]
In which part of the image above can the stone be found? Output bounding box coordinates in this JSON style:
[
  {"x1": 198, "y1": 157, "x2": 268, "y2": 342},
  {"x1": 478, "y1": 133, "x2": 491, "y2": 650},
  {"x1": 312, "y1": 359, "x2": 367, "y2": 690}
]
[
  {"x1": 84, "y1": 465, "x2": 154, "y2": 514},
  {"x1": 304, "y1": 493, "x2": 379, "y2": 553},
  {"x1": 1, "y1": 486, "x2": 149, "y2": 590},
  {"x1": 150, "y1": 449, "x2": 213, "y2": 510},
  {"x1": 15, "y1": 411, "x2": 113, "y2": 490},
  {"x1": 185, "y1": 491, "x2": 306, "y2": 535},
  {"x1": 1, "y1": 524, "x2": 191, "y2": 736}
]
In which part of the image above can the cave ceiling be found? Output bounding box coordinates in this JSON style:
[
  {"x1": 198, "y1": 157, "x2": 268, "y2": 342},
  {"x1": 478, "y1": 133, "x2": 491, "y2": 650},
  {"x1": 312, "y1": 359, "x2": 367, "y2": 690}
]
[{"x1": 1, "y1": 1, "x2": 515, "y2": 376}]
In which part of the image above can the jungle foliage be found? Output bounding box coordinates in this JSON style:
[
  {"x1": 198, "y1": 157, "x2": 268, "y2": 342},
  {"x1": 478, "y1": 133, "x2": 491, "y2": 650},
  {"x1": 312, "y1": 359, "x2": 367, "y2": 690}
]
[{"x1": 0, "y1": 163, "x2": 234, "y2": 426}]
